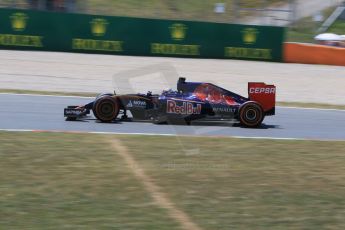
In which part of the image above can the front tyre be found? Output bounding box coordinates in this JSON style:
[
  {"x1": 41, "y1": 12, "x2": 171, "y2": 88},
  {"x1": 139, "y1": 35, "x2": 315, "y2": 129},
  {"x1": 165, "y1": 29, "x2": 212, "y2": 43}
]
[
  {"x1": 93, "y1": 96, "x2": 119, "y2": 122},
  {"x1": 95, "y1": 92, "x2": 113, "y2": 100},
  {"x1": 239, "y1": 102, "x2": 264, "y2": 128}
]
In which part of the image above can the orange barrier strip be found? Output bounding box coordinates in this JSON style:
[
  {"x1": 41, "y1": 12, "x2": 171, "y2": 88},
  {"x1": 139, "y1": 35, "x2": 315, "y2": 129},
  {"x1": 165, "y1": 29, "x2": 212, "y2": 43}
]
[{"x1": 284, "y1": 42, "x2": 345, "y2": 66}]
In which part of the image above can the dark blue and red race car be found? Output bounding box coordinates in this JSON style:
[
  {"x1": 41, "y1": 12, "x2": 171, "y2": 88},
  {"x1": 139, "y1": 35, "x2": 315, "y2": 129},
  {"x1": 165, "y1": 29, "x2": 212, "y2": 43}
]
[{"x1": 64, "y1": 78, "x2": 276, "y2": 127}]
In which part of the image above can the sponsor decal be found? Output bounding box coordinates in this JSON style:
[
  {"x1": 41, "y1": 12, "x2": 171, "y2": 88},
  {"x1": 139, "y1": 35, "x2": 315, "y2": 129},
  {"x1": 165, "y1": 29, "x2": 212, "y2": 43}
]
[
  {"x1": 126, "y1": 100, "x2": 146, "y2": 108},
  {"x1": 0, "y1": 13, "x2": 43, "y2": 48},
  {"x1": 65, "y1": 109, "x2": 82, "y2": 115},
  {"x1": 126, "y1": 100, "x2": 133, "y2": 108},
  {"x1": 150, "y1": 23, "x2": 200, "y2": 56},
  {"x1": 224, "y1": 27, "x2": 272, "y2": 60},
  {"x1": 170, "y1": 23, "x2": 187, "y2": 41},
  {"x1": 167, "y1": 100, "x2": 202, "y2": 115},
  {"x1": 151, "y1": 43, "x2": 200, "y2": 56},
  {"x1": 10, "y1": 13, "x2": 28, "y2": 31},
  {"x1": 0, "y1": 34, "x2": 43, "y2": 47},
  {"x1": 90, "y1": 18, "x2": 108, "y2": 37},
  {"x1": 133, "y1": 100, "x2": 146, "y2": 107},
  {"x1": 224, "y1": 47, "x2": 272, "y2": 60},
  {"x1": 212, "y1": 106, "x2": 236, "y2": 113},
  {"x1": 72, "y1": 39, "x2": 123, "y2": 52},
  {"x1": 242, "y1": 28, "x2": 258, "y2": 45},
  {"x1": 72, "y1": 18, "x2": 123, "y2": 52},
  {"x1": 249, "y1": 87, "x2": 275, "y2": 94}
]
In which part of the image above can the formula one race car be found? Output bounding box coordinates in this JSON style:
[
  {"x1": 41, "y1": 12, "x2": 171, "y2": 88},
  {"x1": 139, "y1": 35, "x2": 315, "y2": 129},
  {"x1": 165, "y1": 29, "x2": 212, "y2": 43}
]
[{"x1": 64, "y1": 78, "x2": 276, "y2": 127}]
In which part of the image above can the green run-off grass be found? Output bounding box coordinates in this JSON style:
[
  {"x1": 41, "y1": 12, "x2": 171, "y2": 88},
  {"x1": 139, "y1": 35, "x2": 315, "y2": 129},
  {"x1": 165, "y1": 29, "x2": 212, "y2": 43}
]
[{"x1": 1, "y1": 132, "x2": 345, "y2": 229}]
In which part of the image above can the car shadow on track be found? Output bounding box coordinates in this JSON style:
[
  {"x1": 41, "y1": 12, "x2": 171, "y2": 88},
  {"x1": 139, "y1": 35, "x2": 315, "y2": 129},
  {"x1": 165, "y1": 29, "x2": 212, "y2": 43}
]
[
  {"x1": 221, "y1": 123, "x2": 279, "y2": 130},
  {"x1": 66, "y1": 117, "x2": 280, "y2": 130},
  {"x1": 162, "y1": 121, "x2": 280, "y2": 130}
]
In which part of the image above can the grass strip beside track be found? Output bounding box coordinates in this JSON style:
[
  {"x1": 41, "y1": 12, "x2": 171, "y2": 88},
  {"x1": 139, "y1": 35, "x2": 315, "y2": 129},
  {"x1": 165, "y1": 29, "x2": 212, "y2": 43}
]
[
  {"x1": 1, "y1": 0, "x2": 283, "y2": 23},
  {"x1": 1, "y1": 131, "x2": 345, "y2": 229},
  {"x1": 1, "y1": 88, "x2": 344, "y2": 110}
]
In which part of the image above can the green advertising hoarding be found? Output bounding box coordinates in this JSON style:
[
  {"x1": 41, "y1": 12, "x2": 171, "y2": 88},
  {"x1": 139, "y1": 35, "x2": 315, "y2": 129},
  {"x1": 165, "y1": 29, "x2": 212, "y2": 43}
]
[{"x1": 0, "y1": 8, "x2": 285, "y2": 61}]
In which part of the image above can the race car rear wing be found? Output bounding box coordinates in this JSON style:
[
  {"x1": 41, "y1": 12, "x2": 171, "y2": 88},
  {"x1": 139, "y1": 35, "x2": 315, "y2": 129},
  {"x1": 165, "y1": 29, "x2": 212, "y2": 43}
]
[{"x1": 248, "y1": 82, "x2": 276, "y2": 115}]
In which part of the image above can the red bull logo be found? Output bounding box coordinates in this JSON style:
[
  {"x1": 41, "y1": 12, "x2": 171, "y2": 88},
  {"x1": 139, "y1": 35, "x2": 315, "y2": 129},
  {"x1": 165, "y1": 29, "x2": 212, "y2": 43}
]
[{"x1": 167, "y1": 100, "x2": 202, "y2": 115}]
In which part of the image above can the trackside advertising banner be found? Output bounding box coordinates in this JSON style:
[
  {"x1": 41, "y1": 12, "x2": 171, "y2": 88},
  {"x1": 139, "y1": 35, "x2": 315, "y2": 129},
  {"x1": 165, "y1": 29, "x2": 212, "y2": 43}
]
[{"x1": 0, "y1": 8, "x2": 285, "y2": 61}]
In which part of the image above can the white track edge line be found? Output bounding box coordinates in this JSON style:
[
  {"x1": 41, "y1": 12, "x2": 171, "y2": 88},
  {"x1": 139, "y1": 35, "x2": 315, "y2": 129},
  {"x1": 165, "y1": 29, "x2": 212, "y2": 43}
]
[
  {"x1": 0, "y1": 92, "x2": 93, "y2": 99},
  {"x1": 0, "y1": 128, "x2": 344, "y2": 142}
]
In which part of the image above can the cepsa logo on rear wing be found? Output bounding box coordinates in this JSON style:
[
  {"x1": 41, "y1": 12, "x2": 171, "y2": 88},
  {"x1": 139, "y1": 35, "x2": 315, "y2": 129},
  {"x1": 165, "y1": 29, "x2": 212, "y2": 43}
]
[
  {"x1": 249, "y1": 87, "x2": 276, "y2": 94},
  {"x1": 167, "y1": 100, "x2": 202, "y2": 115},
  {"x1": 248, "y1": 82, "x2": 276, "y2": 112}
]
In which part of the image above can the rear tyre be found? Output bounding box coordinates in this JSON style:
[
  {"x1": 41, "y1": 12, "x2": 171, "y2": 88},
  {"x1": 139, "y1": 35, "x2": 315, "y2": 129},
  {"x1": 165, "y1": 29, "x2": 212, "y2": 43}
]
[
  {"x1": 93, "y1": 96, "x2": 119, "y2": 122},
  {"x1": 239, "y1": 102, "x2": 264, "y2": 128}
]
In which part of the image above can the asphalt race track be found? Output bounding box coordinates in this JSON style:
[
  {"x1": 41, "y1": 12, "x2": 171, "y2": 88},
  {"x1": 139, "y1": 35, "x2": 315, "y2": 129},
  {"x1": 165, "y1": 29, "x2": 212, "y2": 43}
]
[{"x1": 1, "y1": 94, "x2": 345, "y2": 140}]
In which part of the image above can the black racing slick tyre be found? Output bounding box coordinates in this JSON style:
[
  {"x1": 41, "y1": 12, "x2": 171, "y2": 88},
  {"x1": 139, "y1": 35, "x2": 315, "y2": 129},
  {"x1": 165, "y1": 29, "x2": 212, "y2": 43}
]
[
  {"x1": 95, "y1": 93, "x2": 113, "y2": 100},
  {"x1": 93, "y1": 96, "x2": 120, "y2": 122},
  {"x1": 239, "y1": 102, "x2": 264, "y2": 128}
]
